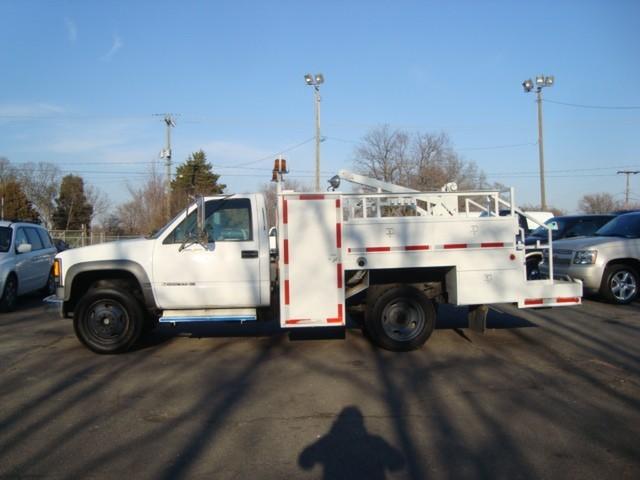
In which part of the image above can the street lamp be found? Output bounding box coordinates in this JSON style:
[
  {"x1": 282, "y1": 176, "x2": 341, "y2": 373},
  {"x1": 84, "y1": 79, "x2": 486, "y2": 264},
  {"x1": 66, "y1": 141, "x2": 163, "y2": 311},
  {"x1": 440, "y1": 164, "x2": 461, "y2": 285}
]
[
  {"x1": 304, "y1": 73, "x2": 324, "y2": 191},
  {"x1": 522, "y1": 74, "x2": 554, "y2": 210}
]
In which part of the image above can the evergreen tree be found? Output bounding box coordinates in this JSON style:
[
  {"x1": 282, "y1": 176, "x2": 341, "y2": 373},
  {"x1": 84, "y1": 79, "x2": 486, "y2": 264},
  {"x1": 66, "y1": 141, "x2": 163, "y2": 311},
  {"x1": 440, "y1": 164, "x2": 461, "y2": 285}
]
[
  {"x1": 170, "y1": 150, "x2": 226, "y2": 213},
  {"x1": 52, "y1": 175, "x2": 93, "y2": 230},
  {"x1": 0, "y1": 179, "x2": 40, "y2": 222}
]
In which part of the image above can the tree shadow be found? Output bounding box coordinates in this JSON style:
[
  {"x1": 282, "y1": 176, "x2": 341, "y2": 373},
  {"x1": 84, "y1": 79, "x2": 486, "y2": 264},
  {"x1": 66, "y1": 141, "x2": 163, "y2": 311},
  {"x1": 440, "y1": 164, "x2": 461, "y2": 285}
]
[{"x1": 298, "y1": 406, "x2": 405, "y2": 480}]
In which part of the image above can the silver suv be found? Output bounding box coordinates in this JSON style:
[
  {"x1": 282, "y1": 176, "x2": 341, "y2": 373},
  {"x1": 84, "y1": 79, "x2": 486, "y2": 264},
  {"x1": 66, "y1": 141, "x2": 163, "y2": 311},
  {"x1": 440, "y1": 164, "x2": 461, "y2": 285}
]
[
  {"x1": 0, "y1": 221, "x2": 57, "y2": 311},
  {"x1": 540, "y1": 212, "x2": 640, "y2": 304}
]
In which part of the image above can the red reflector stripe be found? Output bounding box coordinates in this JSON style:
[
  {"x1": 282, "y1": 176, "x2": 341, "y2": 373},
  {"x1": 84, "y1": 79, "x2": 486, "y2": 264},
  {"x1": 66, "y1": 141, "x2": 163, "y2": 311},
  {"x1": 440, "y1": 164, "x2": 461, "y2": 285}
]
[
  {"x1": 405, "y1": 245, "x2": 429, "y2": 251},
  {"x1": 444, "y1": 243, "x2": 467, "y2": 249},
  {"x1": 336, "y1": 223, "x2": 342, "y2": 248},
  {"x1": 337, "y1": 263, "x2": 343, "y2": 289},
  {"x1": 326, "y1": 318, "x2": 342, "y2": 324},
  {"x1": 557, "y1": 297, "x2": 580, "y2": 303},
  {"x1": 366, "y1": 247, "x2": 391, "y2": 252},
  {"x1": 299, "y1": 194, "x2": 325, "y2": 200},
  {"x1": 336, "y1": 199, "x2": 341, "y2": 208},
  {"x1": 285, "y1": 319, "x2": 310, "y2": 325},
  {"x1": 282, "y1": 199, "x2": 288, "y2": 224},
  {"x1": 338, "y1": 304, "x2": 343, "y2": 321},
  {"x1": 284, "y1": 280, "x2": 290, "y2": 305},
  {"x1": 283, "y1": 239, "x2": 289, "y2": 264},
  {"x1": 524, "y1": 298, "x2": 544, "y2": 305},
  {"x1": 481, "y1": 242, "x2": 504, "y2": 248}
]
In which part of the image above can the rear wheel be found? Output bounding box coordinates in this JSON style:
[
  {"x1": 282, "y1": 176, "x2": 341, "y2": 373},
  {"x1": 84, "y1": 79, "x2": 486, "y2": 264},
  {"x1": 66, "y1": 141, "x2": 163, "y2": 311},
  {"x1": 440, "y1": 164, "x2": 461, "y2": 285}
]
[
  {"x1": 0, "y1": 275, "x2": 18, "y2": 312},
  {"x1": 600, "y1": 265, "x2": 638, "y2": 305},
  {"x1": 74, "y1": 288, "x2": 144, "y2": 353},
  {"x1": 365, "y1": 286, "x2": 435, "y2": 351}
]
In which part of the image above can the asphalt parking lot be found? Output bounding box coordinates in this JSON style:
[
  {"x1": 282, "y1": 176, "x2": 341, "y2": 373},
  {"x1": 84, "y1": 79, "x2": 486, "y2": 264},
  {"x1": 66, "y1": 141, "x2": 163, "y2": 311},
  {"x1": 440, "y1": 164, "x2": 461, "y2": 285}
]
[{"x1": 1, "y1": 297, "x2": 639, "y2": 479}]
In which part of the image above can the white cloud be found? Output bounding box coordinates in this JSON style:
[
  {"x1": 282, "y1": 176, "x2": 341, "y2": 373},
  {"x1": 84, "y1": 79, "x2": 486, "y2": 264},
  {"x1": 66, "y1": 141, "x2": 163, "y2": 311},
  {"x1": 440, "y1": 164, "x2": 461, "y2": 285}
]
[
  {"x1": 102, "y1": 34, "x2": 123, "y2": 61},
  {"x1": 64, "y1": 17, "x2": 77, "y2": 42}
]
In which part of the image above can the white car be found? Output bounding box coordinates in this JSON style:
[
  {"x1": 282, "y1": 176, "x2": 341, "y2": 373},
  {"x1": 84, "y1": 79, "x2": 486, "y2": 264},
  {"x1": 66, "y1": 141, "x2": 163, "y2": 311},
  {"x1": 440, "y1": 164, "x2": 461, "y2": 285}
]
[{"x1": 0, "y1": 221, "x2": 57, "y2": 311}]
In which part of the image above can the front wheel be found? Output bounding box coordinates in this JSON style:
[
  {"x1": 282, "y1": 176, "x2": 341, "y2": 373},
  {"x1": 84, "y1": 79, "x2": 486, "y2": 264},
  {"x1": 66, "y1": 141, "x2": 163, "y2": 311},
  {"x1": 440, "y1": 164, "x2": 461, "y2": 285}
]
[
  {"x1": 0, "y1": 275, "x2": 18, "y2": 312},
  {"x1": 74, "y1": 288, "x2": 144, "y2": 354},
  {"x1": 365, "y1": 286, "x2": 436, "y2": 351},
  {"x1": 600, "y1": 265, "x2": 638, "y2": 305}
]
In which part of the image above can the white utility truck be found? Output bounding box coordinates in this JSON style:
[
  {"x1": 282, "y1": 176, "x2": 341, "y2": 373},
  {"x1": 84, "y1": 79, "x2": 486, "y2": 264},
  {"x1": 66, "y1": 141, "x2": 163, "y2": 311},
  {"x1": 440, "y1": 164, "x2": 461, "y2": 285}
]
[{"x1": 50, "y1": 166, "x2": 582, "y2": 353}]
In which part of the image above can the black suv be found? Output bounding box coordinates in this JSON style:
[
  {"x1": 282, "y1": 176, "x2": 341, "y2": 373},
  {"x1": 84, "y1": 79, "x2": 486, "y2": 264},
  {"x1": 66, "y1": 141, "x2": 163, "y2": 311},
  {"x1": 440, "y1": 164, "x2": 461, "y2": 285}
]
[{"x1": 525, "y1": 214, "x2": 616, "y2": 278}]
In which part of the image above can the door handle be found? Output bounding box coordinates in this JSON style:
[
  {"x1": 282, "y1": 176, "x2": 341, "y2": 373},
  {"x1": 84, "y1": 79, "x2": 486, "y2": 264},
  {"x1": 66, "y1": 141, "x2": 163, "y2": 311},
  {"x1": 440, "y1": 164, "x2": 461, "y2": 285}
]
[{"x1": 241, "y1": 250, "x2": 259, "y2": 259}]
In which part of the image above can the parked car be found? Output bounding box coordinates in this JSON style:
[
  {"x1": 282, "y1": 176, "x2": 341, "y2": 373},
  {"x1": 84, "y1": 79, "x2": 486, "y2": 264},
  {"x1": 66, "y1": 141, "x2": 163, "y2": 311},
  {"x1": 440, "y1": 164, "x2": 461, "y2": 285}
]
[
  {"x1": 525, "y1": 214, "x2": 616, "y2": 278},
  {"x1": 480, "y1": 209, "x2": 553, "y2": 235},
  {"x1": 540, "y1": 212, "x2": 640, "y2": 304},
  {"x1": 0, "y1": 221, "x2": 57, "y2": 311},
  {"x1": 53, "y1": 238, "x2": 71, "y2": 252}
]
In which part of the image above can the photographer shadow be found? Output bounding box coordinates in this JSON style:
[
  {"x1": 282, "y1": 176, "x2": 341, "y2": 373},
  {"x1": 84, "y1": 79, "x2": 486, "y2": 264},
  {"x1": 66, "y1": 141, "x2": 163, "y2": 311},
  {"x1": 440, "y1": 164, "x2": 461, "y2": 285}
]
[{"x1": 298, "y1": 406, "x2": 405, "y2": 480}]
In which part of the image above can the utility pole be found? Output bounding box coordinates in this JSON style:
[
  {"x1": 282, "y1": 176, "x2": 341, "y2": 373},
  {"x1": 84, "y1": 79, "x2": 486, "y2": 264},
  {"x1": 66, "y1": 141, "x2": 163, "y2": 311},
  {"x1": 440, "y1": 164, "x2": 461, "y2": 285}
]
[
  {"x1": 617, "y1": 170, "x2": 640, "y2": 209},
  {"x1": 156, "y1": 114, "x2": 176, "y2": 219}
]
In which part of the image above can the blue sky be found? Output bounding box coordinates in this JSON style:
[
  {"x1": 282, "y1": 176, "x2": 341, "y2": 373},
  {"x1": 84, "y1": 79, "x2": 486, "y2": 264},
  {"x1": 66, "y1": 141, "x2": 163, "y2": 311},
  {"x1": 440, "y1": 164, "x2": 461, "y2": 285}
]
[{"x1": 1, "y1": 0, "x2": 639, "y2": 212}]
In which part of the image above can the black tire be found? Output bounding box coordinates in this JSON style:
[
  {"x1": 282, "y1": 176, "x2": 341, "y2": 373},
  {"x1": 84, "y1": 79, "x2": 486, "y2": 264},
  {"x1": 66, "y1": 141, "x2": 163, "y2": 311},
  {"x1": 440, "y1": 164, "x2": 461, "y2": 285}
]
[
  {"x1": 41, "y1": 272, "x2": 55, "y2": 296},
  {"x1": 600, "y1": 265, "x2": 639, "y2": 305},
  {"x1": 0, "y1": 275, "x2": 18, "y2": 312},
  {"x1": 74, "y1": 287, "x2": 144, "y2": 354},
  {"x1": 365, "y1": 286, "x2": 436, "y2": 352}
]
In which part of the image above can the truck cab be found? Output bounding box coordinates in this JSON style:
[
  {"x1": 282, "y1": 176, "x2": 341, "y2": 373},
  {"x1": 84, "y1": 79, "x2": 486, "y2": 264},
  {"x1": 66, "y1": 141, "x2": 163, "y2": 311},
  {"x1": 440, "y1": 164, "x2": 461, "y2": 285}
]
[{"x1": 54, "y1": 194, "x2": 271, "y2": 353}]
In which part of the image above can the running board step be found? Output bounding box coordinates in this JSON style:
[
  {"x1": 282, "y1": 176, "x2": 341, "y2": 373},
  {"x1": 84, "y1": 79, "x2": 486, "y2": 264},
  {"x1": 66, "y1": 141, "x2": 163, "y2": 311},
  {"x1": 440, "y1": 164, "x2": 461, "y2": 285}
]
[{"x1": 159, "y1": 308, "x2": 257, "y2": 324}]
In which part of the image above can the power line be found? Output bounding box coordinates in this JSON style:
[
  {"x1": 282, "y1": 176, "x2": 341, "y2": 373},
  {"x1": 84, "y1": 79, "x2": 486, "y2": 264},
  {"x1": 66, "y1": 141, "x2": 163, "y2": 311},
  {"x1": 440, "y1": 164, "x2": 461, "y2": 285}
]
[{"x1": 544, "y1": 99, "x2": 640, "y2": 110}]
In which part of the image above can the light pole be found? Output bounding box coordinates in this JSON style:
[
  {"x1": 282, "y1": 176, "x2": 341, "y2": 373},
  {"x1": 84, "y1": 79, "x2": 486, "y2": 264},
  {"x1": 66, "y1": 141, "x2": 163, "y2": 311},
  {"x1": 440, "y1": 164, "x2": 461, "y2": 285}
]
[
  {"x1": 304, "y1": 73, "x2": 324, "y2": 191},
  {"x1": 522, "y1": 75, "x2": 554, "y2": 210}
]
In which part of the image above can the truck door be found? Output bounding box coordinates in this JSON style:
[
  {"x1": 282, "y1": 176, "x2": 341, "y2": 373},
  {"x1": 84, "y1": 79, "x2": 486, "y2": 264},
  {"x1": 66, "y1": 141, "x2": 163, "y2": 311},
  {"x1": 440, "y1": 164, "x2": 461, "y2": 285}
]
[
  {"x1": 279, "y1": 194, "x2": 344, "y2": 327},
  {"x1": 152, "y1": 197, "x2": 264, "y2": 309}
]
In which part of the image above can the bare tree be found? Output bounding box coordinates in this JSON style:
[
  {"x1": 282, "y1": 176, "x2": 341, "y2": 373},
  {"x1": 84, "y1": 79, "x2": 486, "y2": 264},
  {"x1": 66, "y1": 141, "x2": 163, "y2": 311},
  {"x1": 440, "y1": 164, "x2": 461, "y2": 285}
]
[
  {"x1": 14, "y1": 162, "x2": 61, "y2": 229},
  {"x1": 578, "y1": 193, "x2": 622, "y2": 214},
  {"x1": 353, "y1": 125, "x2": 409, "y2": 183},
  {"x1": 354, "y1": 126, "x2": 486, "y2": 190},
  {"x1": 85, "y1": 185, "x2": 111, "y2": 226},
  {"x1": 116, "y1": 165, "x2": 166, "y2": 235}
]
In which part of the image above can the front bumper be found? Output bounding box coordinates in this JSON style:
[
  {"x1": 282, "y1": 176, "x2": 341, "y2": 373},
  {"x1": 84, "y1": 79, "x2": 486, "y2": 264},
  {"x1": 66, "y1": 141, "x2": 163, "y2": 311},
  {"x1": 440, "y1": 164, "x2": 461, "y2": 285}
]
[
  {"x1": 540, "y1": 262, "x2": 604, "y2": 293},
  {"x1": 43, "y1": 294, "x2": 64, "y2": 317}
]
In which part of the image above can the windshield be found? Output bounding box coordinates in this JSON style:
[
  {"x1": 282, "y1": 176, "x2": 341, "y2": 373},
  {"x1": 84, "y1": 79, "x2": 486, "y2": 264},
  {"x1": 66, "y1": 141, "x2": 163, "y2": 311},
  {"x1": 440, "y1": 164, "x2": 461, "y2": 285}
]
[
  {"x1": 595, "y1": 214, "x2": 640, "y2": 238},
  {"x1": 530, "y1": 218, "x2": 566, "y2": 238},
  {"x1": 0, "y1": 227, "x2": 11, "y2": 253}
]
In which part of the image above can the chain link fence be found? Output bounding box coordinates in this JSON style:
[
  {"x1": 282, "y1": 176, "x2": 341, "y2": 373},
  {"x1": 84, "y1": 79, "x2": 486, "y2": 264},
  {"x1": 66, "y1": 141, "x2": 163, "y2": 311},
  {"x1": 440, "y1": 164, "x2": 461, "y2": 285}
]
[{"x1": 49, "y1": 229, "x2": 142, "y2": 249}]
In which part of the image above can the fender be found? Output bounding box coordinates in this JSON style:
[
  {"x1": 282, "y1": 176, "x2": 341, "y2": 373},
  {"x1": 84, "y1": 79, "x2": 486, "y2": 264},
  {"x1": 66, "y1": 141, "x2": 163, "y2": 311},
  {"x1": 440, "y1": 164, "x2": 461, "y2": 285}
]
[{"x1": 63, "y1": 260, "x2": 157, "y2": 309}]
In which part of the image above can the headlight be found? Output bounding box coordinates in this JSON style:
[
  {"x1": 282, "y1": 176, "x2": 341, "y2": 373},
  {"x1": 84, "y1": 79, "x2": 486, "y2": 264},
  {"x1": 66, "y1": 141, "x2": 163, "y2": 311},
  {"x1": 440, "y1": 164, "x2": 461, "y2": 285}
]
[{"x1": 573, "y1": 250, "x2": 597, "y2": 265}]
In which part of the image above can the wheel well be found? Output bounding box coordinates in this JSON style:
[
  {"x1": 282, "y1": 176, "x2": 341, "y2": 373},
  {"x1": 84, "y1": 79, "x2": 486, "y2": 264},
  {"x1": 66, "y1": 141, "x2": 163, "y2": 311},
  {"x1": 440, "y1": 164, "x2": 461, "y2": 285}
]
[
  {"x1": 66, "y1": 270, "x2": 143, "y2": 314},
  {"x1": 606, "y1": 258, "x2": 640, "y2": 274},
  {"x1": 346, "y1": 267, "x2": 449, "y2": 309}
]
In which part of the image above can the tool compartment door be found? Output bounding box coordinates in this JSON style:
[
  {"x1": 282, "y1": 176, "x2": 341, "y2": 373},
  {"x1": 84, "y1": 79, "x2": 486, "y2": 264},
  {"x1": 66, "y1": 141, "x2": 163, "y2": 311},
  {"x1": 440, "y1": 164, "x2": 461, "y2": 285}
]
[{"x1": 279, "y1": 194, "x2": 344, "y2": 327}]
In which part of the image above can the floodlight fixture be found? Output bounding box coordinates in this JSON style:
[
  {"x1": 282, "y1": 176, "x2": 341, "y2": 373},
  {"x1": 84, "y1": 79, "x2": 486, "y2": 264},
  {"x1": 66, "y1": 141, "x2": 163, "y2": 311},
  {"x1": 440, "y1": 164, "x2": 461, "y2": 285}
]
[
  {"x1": 522, "y1": 79, "x2": 534, "y2": 92},
  {"x1": 545, "y1": 75, "x2": 554, "y2": 86},
  {"x1": 304, "y1": 73, "x2": 313, "y2": 85},
  {"x1": 536, "y1": 75, "x2": 545, "y2": 86},
  {"x1": 315, "y1": 74, "x2": 324, "y2": 84}
]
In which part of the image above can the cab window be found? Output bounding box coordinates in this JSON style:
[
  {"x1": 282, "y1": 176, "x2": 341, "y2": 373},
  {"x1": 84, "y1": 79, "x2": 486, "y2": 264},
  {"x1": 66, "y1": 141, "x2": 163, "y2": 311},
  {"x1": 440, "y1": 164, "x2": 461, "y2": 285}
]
[{"x1": 164, "y1": 198, "x2": 253, "y2": 244}]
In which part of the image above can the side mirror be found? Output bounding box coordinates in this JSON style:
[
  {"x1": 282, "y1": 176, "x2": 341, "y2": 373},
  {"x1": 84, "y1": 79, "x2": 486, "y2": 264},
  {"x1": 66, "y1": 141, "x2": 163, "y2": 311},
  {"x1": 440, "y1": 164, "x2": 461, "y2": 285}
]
[{"x1": 17, "y1": 243, "x2": 32, "y2": 254}]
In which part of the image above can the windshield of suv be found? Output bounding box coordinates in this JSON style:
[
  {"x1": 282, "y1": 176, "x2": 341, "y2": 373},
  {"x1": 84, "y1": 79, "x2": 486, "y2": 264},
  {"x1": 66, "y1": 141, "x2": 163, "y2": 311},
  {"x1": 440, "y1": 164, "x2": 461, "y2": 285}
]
[
  {"x1": 531, "y1": 218, "x2": 566, "y2": 238},
  {"x1": 0, "y1": 227, "x2": 11, "y2": 253},
  {"x1": 595, "y1": 214, "x2": 640, "y2": 238}
]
